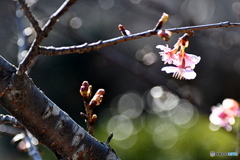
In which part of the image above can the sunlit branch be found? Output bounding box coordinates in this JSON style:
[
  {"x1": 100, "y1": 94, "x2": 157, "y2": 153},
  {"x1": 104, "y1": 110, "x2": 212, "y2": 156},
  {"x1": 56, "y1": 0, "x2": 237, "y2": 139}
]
[
  {"x1": 0, "y1": 114, "x2": 22, "y2": 127},
  {"x1": 16, "y1": 2, "x2": 27, "y2": 63},
  {"x1": 41, "y1": 0, "x2": 77, "y2": 38},
  {"x1": 17, "y1": 0, "x2": 41, "y2": 34},
  {"x1": 38, "y1": 21, "x2": 240, "y2": 56},
  {"x1": 168, "y1": 21, "x2": 240, "y2": 33},
  {"x1": 17, "y1": 0, "x2": 77, "y2": 76},
  {"x1": 24, "y1": 129, "x2": 43, "y2": 160}
]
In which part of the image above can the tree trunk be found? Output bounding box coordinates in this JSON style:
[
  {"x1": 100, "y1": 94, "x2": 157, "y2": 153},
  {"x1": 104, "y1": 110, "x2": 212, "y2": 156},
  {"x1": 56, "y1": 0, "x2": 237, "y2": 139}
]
[{"x1": 0, "y1": 56, "x2": 120, "y2": 160}]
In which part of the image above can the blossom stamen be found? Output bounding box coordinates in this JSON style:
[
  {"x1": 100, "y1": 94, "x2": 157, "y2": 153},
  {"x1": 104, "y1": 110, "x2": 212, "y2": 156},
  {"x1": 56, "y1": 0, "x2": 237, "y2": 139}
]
[
  {"x1": 173, "y1": 70, "x2": 183, "y2": 80},
  {"x1": 157, "y1": 32, "x2": 200, "y2": 80}
]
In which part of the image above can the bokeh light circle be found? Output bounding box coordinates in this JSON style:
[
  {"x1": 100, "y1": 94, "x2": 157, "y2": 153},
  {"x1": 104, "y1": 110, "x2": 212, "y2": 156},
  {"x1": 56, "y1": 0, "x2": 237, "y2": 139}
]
[
  {"x1": 152, "y1": 123, "x2": 178, "y2": 149},
  {"x1": 107, "y1": 115, "x2": 134, "y2": 140},
  {"x1": 117, "y1": 92, "x2": 144, "y2": 119}
]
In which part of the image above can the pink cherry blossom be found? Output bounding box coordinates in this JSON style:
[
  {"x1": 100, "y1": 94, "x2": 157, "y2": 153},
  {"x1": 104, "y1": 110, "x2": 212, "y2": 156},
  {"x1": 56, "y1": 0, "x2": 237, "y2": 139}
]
[
  {"x1": 161, "y1": 66, "x2": 197, "y2": 80},
  {"x1": 209, "y1": 99, "x2": 240, "y2": 131},
  {"x1": 157, "y1": 43, "x2": 201, "y2": 80},
  {"x1": 156, "y1": 45, "x2": 177, "y2": 64},
  {"x1": 210, "y1": 106, "x2": 235, "y2": 131},
  {"x1": 174, "y1": 51, "x2": 201, "y2": 69},
  {"x1": 160, "y1": 50, "x2": 200, "y2": 80},
  {"x1": 222, "y1": 98, "x2": 240, "y2": 117}
]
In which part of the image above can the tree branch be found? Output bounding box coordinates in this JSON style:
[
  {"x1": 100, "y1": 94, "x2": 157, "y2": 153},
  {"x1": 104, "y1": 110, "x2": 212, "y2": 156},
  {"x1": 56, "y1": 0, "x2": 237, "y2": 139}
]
[
  {"x1": 41, "y1": 0, "x2": 77, "y2": 38},
  {"x1": 0, "y1": 114, "x2": 22, "y2": 127},
  {"x1": 38, "y1": 21, "x2": 240, "y2": 56},
  {"x1": 169, "y1": 21, "x2": 240, "y2": 33},
  {"x1": 17, "y1": 0, "x2": 42, "y2": 34},
  {"x1": 24, "y1": 129, "x2": 43, "y2": 160},
  {"x1": 1, "y1": 115, "x2": 42, "y2": 159},
  {"x1": 0, "y1": 56, "x2": 120, "y2": 160},
  {"x1": 17, "y1": 0, "x2": 77, "y2": 76}
]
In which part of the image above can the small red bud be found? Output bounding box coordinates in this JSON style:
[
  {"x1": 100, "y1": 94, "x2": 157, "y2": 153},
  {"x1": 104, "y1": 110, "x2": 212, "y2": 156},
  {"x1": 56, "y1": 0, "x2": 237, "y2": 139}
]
[
  {"x1": 157, "y1": 30, "x2": 172, "y2": 41},
  {"x1": 160, "y1": 13, "x2": 169, "y2": 25},
  {"x1": 118, "y1": 24, "x2": 131, "y2": 36},
  {"x1": 80, "y1": 81, "x2": 89, "y2": 96},
  {"x1": 80, "y1": 81, "x2": 92, "y2": 102},
  {"x1": 89, "y1": 89, "x2": 105, "y2": 108},
  {"x1": 155, "y1": 12, "x2": 169, "y2": 30},
  {"x1": 91, "y1": 114, "x2": 98, "y2": 124},
  {"x1": 96, "y1": 89, "x2": 105, "y2": 95},
  {"x1": 118, "y1": 24, "x2": 125, "y2": 31},
  {"x1": 82, "y1": 81, "x2": 89, "y2": 86}
]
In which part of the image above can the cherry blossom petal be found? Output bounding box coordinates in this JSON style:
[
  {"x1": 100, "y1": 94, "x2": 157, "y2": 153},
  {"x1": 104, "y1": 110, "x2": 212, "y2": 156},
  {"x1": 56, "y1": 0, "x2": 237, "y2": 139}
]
[
  {"x1": 161, "y1": 66, "x2": 197, "y2": 80},
  {"x1": 156, "y1": 45, "x2": 176, "y2": 64},
  {"x1": 185, "y1": 53, "x2": 201, "y2": 69},
  {"x1": 210, "y1": 99, "x2": 240, "y2": 131},
  {"x1": 222, "y1": 98, "x2": 240, "y2": 117},
  {"x1": 186, "y1": 53, "x2": 201, "y2": 64},
  {"x1": 161, "y1": 54, "x2": 177, "y2": 64},
  {"x1": 209, "y1": 107, "x2": 224, "y2": 125},
  {"x1": 180, "y1": 69, "x2": 197, "y2": 79},
  {"x1": 173, "y1": 52, "x2": 201, "y2": 69},
  {"x1": 161, "y1": 66, "x2": 178, "y2": 73},
  {"x1": 156, "y1": 45, "x2": 171, "y2": 52}
]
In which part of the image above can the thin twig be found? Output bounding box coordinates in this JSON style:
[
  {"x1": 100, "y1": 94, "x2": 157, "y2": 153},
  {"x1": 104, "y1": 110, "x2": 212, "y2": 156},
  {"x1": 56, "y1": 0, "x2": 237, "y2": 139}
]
[
  {"x1": 17, "y1": 0, "x2": 77, "y2": 76},
  {"x1": 24, "y1": 129, "x2": 42, "y2": 160},
  {"x1": 84, "y1": 103, "x2": 94, "y2": 135},
  {"x1": 0, "y1": 114, "x2": 22, "y2": 127},
  {"x1": 38, "y1": 21, "x2": 240, "y2": 56},
  {"x1": 17, "y1": 0, "x2": 41, "y2": 34},
  {"x1": 16, "y1": 2, "x2": 38, "y2": 74},
  {"x1": 41, "y1": 0, "x2": 77, "y2": 38},
  {"x1": 168, "y1": 21, "x2": 240, "y2": 33},
  {"x1": 105, "y1": 132, "x2": 113, "y2": 145}
]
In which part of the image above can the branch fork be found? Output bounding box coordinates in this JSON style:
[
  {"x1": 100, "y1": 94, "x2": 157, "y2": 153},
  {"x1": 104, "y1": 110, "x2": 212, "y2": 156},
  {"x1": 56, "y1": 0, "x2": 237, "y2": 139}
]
[{"x1": 17, "y1": 0, "x2": 77, "y2": 75}]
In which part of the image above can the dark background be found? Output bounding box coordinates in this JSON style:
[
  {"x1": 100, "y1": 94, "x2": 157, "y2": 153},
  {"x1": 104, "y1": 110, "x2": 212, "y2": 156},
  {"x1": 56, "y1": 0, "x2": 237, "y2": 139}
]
[{"x1": 0, "y1": 0, "x2": 240, "y2": 159}]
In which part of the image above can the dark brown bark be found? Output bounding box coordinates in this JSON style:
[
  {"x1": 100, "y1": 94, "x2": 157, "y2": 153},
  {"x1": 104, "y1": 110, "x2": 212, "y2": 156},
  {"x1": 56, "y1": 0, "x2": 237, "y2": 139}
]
[{"x1": 0, "y1": 56, "x2": 120, "y2": 160}]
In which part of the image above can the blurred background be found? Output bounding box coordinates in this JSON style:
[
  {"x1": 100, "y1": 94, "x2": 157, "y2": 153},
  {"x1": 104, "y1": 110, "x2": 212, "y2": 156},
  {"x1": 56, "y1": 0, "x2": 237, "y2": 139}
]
[{"x1": 0, "y1": 0, "x2": 240, "y2": 159}]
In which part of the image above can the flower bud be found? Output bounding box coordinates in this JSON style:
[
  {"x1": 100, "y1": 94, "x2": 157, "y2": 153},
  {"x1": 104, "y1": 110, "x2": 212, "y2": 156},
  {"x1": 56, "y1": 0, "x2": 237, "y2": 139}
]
[
  {"x1": 80, "y1": 81, "x2": 92, "y2": 102},
  {"x1": 89, "y1": 89, "x2": 105, "y2": 108},
  {"x1": 118, "y1": 24, "x2": 131, "y2": 36},
  {"x1": 160, "y1": 12, "x2": 169, "y2": 25},
  {"x1": 157, "y1": 30, "x2": 172, "y2": 41},
  {"x1": 173, "y1": 34, "x2": 190, "y2": 49},
  {"x1": 91, "y1": 114, "x2": 98, "y2": 125},
  {"x1": 155, "y1": 12, "x2": 169, "y2": 30}
]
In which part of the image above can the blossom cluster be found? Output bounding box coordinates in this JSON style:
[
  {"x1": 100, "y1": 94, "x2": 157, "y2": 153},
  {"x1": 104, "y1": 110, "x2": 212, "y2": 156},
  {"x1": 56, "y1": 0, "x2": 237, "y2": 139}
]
[
  {"x1": 155, "y1": 13, "x2": 201, "y2": 80},
  {"x1": 209, "y1": 99, "x2": 240, "y2": 131},
  {"x1": 156, "y1": 33, "x2": 201, "y2": 80}
]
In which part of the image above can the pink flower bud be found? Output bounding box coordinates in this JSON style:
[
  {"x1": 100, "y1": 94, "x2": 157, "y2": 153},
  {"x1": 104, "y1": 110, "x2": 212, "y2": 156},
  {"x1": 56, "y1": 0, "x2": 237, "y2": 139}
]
[
  {"x1": 160, "y1": 12, "x2": 169, "y2": 25},
  {"x1": 118, "y1": 24, "x2": 131, "y2": 36},
  {"x1": 89, "y1": 89, "x2": 105, "y2": 108},
  {"x1": 157, "y1": 30, "x2": 172, "y2": 41},
  {"x1": 80, "y1": 81, "x2": 92, "y2": 101},
  {"x1": 155, "y1": 12, "x2": 169, "y2": 30}
]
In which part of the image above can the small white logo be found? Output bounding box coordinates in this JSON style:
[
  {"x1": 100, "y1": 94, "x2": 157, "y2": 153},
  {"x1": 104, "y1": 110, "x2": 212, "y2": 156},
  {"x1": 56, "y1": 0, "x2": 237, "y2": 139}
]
[{"x1": 210, "y1": 151, "x2": 215, "y2": 157}]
